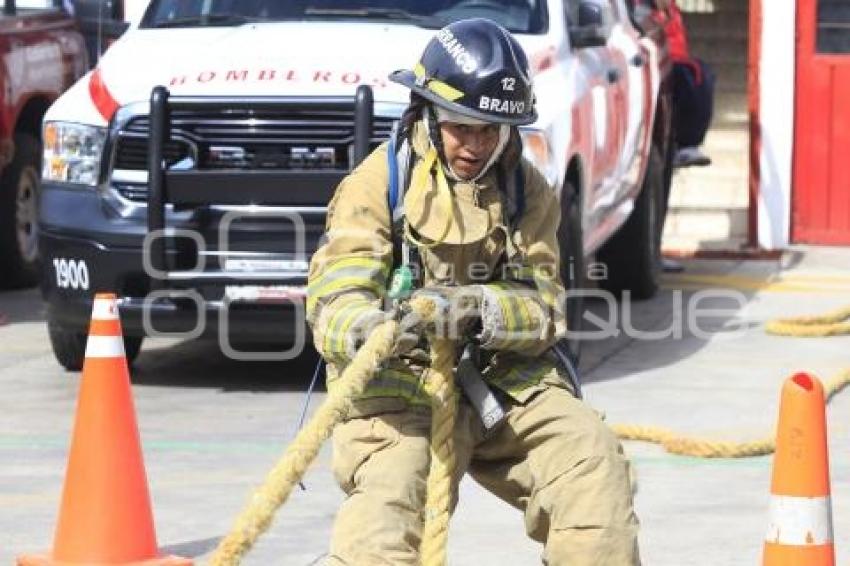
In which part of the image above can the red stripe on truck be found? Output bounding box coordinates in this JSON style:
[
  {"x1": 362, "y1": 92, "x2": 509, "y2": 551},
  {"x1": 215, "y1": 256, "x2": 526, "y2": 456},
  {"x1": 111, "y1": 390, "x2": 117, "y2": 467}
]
[{"x1": 89, "y1": 68, "x2": 119, "y2": 121}]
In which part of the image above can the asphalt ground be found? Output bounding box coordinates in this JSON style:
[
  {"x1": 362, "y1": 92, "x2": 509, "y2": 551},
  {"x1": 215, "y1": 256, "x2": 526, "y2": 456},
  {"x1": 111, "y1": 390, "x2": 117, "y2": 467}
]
[{"x1": 2, "y1": 245, "x2": 850, "y2": 565}]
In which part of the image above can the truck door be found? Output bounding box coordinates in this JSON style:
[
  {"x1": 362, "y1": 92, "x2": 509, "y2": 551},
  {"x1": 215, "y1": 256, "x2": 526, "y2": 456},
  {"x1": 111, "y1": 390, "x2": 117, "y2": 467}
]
[
  {"x1": 609, "y1": 0, "x2": 654, "y2": 192},
  {"x1": 569, "y1": 0, "x2": 626, "y2": 208}
]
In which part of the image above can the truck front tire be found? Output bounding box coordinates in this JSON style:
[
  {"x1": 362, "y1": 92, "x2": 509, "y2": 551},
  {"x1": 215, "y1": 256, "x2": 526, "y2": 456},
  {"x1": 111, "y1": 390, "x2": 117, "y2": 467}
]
[
  {"x1": 597, "y1": 146, "x2": 664, "y2": 300},
  {"x1": 557, "y1": 179, "x2": 584, "y2": 362},
  {"x1": 48, "y1": 316, "x2": 144, "y2": 372},
  {"x1": 0, "y1": 134, "x2": 41, "y2": 288}
]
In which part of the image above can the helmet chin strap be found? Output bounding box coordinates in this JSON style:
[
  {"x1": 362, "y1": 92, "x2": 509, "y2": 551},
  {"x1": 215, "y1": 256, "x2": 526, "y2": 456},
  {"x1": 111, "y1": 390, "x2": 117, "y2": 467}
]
[{"x1": 427, "y1": 107, "x2": 511, "y2": 183}]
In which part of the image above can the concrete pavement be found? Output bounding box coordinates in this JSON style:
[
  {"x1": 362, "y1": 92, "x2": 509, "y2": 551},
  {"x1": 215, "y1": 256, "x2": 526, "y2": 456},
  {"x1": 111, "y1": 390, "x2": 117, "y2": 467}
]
[{"x1": 2, "y1": 245, "x2": 850, "y2": 565}]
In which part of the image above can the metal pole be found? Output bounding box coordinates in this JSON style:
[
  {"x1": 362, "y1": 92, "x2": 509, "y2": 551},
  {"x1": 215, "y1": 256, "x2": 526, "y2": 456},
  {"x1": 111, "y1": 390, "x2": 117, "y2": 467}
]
[
  {"x1": 147, "y1": 85, "x2": 170, "y2": 289},
  {"x1": 352, "y1": 84, "x2": 373, "y2": 168}
]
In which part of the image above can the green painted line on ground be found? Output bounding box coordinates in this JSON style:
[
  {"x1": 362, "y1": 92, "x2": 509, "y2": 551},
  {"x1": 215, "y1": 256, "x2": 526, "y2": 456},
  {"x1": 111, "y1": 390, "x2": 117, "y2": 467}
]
[
  {"x1": 0, "y1": 435, "x2": 288, "y2": 454},
  {"x1": 629, "y1": 453, "x2": 771, "y2": 468},
  {"x1": 4, "y1": 436, "x2": 769, "y2": 467}
]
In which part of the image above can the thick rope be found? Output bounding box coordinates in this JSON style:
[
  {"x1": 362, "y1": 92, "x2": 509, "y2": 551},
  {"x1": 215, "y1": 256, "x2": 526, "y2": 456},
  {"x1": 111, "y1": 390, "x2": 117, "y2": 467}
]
[
  {"x1": 764, "y1": 305, "x2": 850, "y2": 337},
  {"x1": 611, "y1": 367, "x2": 850, "y2": 458},
  {"x1": 209, "y1": 300, "x2": 850, "y2": 562},
  {"x1": 208, "y1": 319, "x2": 399, "y2": 565},
  {"x1": 611, "y1": 305, "x2": 850, "y2": 458},
  {"x1": 208, "y1": 296, "x2": 459, "y2": 565},
  {"x1": 419, "y1": 337, "x2": 458, "y2": 566}
]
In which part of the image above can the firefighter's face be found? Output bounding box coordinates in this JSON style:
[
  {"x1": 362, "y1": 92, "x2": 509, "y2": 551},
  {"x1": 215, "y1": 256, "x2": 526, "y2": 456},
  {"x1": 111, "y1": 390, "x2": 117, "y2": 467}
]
[{"x1": 439, "y1": 121, "x2": 501, "y2": 180}]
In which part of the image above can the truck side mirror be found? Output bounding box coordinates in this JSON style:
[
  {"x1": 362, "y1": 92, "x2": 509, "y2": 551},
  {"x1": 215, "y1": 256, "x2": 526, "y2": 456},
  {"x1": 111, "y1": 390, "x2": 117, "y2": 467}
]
[{"x1": 569, "y1": 0, "x2": 613, "y2": 49}]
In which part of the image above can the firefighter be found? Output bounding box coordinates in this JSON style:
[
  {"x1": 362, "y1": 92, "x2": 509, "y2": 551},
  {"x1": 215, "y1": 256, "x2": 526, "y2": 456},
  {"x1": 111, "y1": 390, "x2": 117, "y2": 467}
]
[{"x1": 306, "y1": 18, "x2": 639, "y2": 565}]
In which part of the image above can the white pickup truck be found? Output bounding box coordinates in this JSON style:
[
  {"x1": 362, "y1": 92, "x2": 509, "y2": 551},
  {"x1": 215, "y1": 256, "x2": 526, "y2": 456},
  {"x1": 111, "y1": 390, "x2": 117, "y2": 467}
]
[{"x1": 39, "y1": 0, "x2": 673, "y2": 369}]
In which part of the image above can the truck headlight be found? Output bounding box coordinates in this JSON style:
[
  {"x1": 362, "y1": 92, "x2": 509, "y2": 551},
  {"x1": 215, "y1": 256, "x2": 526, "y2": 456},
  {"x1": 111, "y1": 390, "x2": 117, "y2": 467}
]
[
  {"x1": 520, "y1": 130, "x2": 559, "y2": 188},
  {"x1": 43, "y1": 122, "x2": 107, "y2": 186}
]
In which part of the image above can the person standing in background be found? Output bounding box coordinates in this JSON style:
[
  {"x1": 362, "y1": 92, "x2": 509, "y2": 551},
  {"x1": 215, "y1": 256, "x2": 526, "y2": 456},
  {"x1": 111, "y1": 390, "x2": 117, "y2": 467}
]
[{"x1": 654, "y1": 0, "x2": 716, "y2": 167}]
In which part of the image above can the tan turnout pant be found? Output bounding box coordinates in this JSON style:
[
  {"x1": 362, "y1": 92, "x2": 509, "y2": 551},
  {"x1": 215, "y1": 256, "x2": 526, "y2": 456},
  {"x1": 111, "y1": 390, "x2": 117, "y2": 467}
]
[{"x1": 326, "y1": 384, "x2": 640, "y2": 565}]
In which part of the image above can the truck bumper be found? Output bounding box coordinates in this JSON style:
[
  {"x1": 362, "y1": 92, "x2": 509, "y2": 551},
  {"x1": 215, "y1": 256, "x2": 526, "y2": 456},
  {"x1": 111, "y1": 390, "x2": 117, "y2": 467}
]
[{"x1": 38, "y1": 183, "x2": 320, "y2": 344}]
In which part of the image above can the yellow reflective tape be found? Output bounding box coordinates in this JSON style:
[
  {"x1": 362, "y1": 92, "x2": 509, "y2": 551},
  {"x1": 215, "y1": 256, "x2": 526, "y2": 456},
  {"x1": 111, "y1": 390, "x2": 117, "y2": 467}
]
[
  {"x1": 506, "y1": 265, "x2": 536, "y2": 281},
  {"x1": 333, "y1": 303, "x2": 375, "y2": 358},
  {"x1": 491, "y1": 285, "x2": 519, "y2": 348},
  {"x1": 327, "y1": 367, "x2": 431, "y2": 406},
  {"x1": 308, "y1": 257, "x2": 388, "y2": 296},
  {"x1": 322, "y1": 301, "x2": 350, "y2": 354},
  {"x1": 502, "y1": 293, "x2": 533, "y2": 333},
  {"x1": 427, "y1": 79, "x2": 464, "y2": 102},
  {"x1": 489, "y1": 282, "x2": 517, "y2": 331},
  {"x1": 513, "y1": 294, "x2": 534, "y2": 331},
  {"x1": 536, "y1": 276, "x2": 560, "y2": 308},
  {"x1": 492, "y1": 361, "x2": 551, "y2": 394},
  {"x1": 412, "y1": 63, "x2": 465, "y2": 102},
  {"x1": 311, "y1": 256, "x2": 389, "y2": 283},
  {"x1": 378, "y1": 367, "x2": 422, "y2": 383},
  {"x1": 307, "y1": 276, "x2": 385, "y2": 312},
  {"x1": 487, "y1": 281, "x2": 545, "y2": 348},
  {"x1": 323, "y1": 301, "x2": 370, "y2": 358},
  {"x1": 355, "y1": 387, "x2": 431, "y2": 407}
]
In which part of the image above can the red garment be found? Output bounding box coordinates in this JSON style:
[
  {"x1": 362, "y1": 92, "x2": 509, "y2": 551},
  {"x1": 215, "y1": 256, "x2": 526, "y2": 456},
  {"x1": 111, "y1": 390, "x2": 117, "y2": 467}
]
[
  {"x1": 665, "y1": 4, "x2": 691, "y2": 61},
  {"x1": 652, "y1": 2, "x2": 691, "y2": 62},
  {"x1": 652, "y1": 1, "x2": 703, "y2": 83}
]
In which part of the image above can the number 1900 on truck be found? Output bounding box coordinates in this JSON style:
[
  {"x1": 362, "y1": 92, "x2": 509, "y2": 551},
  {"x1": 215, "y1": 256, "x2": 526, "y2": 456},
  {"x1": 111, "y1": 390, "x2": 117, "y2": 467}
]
[{"x1": 38, "y1": 0, "x2": 673, "y2": 370}]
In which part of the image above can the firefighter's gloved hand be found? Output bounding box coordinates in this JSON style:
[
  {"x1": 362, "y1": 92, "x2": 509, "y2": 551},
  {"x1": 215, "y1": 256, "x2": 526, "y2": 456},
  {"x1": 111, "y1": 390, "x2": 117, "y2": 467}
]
[
  {"x1": 409, "y1": 285, "x2": 483, "y2": 340},
  {"x1": 345, "y1": 307, "x2": 422, "y2": 359},
  {"x1": 344, "y1": 308, "x2": 389, "y2": 359},
  {"x1": 393, "y1": 310, "x2": 426, "y2": 356}
]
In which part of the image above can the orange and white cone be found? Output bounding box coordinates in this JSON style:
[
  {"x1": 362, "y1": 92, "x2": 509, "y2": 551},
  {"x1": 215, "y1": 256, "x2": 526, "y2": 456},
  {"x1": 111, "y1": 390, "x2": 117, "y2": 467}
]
[
  {"x1": 18, "y1": 293, "x2": 191, "y2": 565},
  {"x1": 763, "y1": 372, "x2": 834, "y2": 566}
]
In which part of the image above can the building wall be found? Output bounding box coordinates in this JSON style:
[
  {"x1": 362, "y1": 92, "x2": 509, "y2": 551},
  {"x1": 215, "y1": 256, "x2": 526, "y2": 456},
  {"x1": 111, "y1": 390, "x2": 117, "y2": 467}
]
[{"x1": 756, "y1": 0, "x2": 796, "y2": 249}]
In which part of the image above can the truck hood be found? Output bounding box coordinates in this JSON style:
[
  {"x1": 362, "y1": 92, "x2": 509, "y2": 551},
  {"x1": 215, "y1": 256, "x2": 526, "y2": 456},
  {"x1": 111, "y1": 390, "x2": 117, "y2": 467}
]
[
  {"x1": 97, "y1": 22, "x2": 434, "y2": 107},
  {"x1": 47, "y1": 21, "x2": 554, "y2": 127}
]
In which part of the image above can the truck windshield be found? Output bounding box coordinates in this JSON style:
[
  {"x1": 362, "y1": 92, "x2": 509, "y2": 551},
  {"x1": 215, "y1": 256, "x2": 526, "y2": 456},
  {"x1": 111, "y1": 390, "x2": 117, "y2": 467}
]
[{"x1": 141, "y1": 0, "x2": 548, "y2": 34}]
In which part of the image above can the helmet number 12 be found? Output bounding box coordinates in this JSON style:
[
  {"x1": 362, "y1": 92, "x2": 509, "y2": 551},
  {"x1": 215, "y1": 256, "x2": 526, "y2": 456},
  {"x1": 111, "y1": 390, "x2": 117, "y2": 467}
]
[{"x1": 501, "y1": 77, "x2": 516, "y2": 91}]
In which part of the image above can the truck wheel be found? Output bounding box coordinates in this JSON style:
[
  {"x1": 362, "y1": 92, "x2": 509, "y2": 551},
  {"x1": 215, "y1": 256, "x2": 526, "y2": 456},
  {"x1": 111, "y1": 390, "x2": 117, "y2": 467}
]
[
  {"x1": 48, "y1": 317, "x2": 144, "y2": 371},
  {"x1": 0, "y1": 134, "x2": 42, "y2": 288},
  {"x1": 0, "y1": 134, "x2": 42, "y2": 289},
  {"x1": 557, "y1": 179, "x2": 584, "y2": 362},
  {"x1": 597, "y1": 146, "x2": 664, "y2": 300}
]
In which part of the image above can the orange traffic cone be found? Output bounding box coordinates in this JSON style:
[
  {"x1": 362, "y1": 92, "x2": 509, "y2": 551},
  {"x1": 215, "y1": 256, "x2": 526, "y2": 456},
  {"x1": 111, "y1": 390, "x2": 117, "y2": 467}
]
[
  {"x1": 763, "y1": 372, "x2": 834, "y2": 565},
  {"x1": 18, "y1": 293, "x2": 191, "y2": 566}
]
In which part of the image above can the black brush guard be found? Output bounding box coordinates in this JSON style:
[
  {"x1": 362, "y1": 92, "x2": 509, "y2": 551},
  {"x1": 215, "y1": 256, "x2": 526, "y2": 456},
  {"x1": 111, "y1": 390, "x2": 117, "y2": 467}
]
[{"x1": 145, "y1": 84, "x2": 374, "y2": 291}]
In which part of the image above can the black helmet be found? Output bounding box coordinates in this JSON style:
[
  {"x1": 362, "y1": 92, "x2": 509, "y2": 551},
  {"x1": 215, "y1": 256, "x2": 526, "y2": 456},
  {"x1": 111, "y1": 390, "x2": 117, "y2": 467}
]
[{"x1": 390, "y1": 18, "x2": 537, "y2": 126}]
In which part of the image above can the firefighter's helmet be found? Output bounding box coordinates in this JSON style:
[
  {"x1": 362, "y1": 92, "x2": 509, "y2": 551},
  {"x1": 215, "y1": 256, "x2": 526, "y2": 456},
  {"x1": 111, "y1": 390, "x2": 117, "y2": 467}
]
[{"x1": 390, "y1": 18, "x2": 537, "y2": 126}]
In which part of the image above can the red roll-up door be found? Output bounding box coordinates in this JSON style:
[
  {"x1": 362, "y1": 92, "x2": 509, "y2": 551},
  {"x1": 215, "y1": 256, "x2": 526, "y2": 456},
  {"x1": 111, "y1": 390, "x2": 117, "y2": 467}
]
[{"x1": 793, "y1": 0, "x2": 850, "y2": 244}]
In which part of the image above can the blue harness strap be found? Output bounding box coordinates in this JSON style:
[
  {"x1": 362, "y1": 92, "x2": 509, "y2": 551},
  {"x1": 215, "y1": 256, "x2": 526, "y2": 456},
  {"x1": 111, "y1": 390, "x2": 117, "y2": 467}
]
[{"x1": 387, "y1": 134, "x2": 400, "y2": 213}]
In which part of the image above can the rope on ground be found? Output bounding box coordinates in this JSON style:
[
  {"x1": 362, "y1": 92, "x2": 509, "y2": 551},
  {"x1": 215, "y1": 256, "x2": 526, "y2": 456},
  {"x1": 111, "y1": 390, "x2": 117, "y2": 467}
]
[
  {"x1": 208, "y1": 296, "x2": 459, "y2": 565},
  {"x1": 419, "y1": 337, "x2": 458, "y2": 566},
  {"x1": 611, "y1": 307, "x2": 850, "y2": 458},
  {"x1": 764, "y1": 304, "x2": 850, "y2": 337}
]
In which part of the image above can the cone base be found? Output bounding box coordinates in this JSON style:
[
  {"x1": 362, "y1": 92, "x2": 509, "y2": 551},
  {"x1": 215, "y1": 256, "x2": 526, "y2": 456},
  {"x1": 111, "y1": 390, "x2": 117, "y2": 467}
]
[
  {"x1": 17, "y1": 553, "x2": 193, "y2": 566},
  {"x1": 763, "y1": 541, "x2": 834, "y2": 566}
]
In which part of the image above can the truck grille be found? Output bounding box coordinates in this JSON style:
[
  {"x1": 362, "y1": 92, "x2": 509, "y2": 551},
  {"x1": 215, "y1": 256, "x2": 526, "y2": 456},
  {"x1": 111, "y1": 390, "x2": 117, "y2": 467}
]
[{"x1": 111, "y1": 103, "x2": 396, "y2": 201}]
